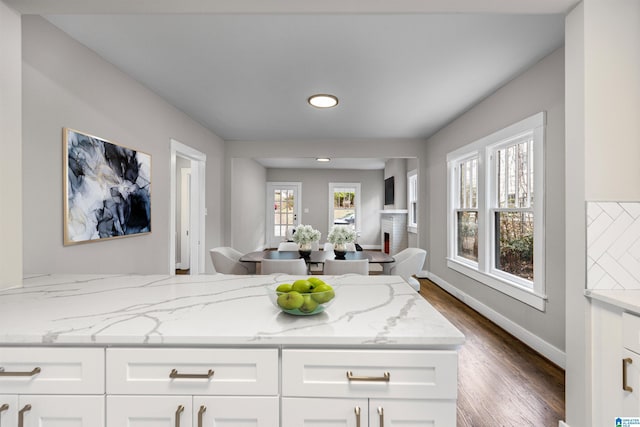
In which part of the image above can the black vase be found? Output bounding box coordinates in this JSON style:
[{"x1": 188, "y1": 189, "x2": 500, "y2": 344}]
[
  {"x1": 334, "y1": 250, "x2": 347, "y2": 260},
  {"x1": 299, "y1": 249, "x2": 311, "y2": 260}
]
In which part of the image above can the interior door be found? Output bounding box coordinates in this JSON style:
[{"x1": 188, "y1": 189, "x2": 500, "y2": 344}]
[
  {"x1": 179, "y1": 168, "x2": 191, "y2": 271},
  {"x1": 267, "y1": 182, "x2": 301, "y2": 248}
]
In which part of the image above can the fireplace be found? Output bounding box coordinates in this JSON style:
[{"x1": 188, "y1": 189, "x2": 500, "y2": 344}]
[{"x1": 380, "y1": 210, "x2": 408, "y2": 256}]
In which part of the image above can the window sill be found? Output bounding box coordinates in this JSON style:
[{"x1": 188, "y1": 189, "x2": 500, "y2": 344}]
[
  {"x1": 447, "y1": 258, "x2": 547, "y2": 311},
  {"x1": 407, "y1": 226, "x2": 417, "y2": 234}
]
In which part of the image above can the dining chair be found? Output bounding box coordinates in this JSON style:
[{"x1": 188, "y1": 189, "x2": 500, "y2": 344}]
[
  {"x1": 277, "y1": 242, "x2": 299, "y2": 251},
  {"x1": 323, "y1": 259, "x2": 369, "y2": 275},
  {"x1": 209, "y1": 247, "x2": 256, "y2": 274},
  {"x1": 261, "y1": 258, "x2": 307, "y2": 275},
  {"x1": 323, "y1": 242, "x2": 334, "y2": 252},
  {"x1": 386, "y1": 247, "x2": 427, "y2": 291}
]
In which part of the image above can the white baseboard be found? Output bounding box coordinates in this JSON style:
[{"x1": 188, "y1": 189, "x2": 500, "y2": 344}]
[
  {"x1": 415, "y1": 270, "x2": 429, "y2": 279},
  {"x1": 359, "y1": 244, "x2": 381, "y2": 250},
  {"x1": 559, "y1": 421, "x2": 569, "y2": 427},
  {"x1": 426, "y1": 271, "x2": 566, "y2": 369}
]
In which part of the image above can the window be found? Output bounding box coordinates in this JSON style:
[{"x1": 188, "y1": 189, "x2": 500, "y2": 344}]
[
  {"x1": 407, "y1": 170, "x2": 418, "y2": 233},
  {"x1": 328, "y1": 183, "x2": 361, "y2": 234},
  {"x1": 446, "y1": 112, "x2": 545, "y2": 310}
]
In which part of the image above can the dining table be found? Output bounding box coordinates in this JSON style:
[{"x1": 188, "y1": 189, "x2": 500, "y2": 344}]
[{"x1": 239, "y1": 249, "x2": 395, "y2": 270}]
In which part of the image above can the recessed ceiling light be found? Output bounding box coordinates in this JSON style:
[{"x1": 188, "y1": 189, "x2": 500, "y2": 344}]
[
  {"x1": 308, "y1": 94, "x2": 338, "y2": 108},
  {"x1": 316, "y1": 157, "x2": 331, "y2": 162}
]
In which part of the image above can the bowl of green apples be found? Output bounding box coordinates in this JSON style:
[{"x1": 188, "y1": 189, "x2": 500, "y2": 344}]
[{"x1": 269, "y1": 277, "x2": 336, "y2": 315}]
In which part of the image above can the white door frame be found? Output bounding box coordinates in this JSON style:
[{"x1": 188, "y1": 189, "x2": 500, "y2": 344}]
[
  {"x1": 170, "y1": 139, "x2": 206, "y2": 275},
  {"x1": 266, "y1": 182, "x2": 302, "y2": 248}
]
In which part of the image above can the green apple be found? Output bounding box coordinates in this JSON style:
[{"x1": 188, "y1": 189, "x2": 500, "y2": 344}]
[
  {"x1": 311, "y1": 283, "x2": 335, "y2": 303},
  {"x1": 277, "y1": 291, "x2": 304, "y2": 310},
  {"x1": 292, "y1": 279, "x2": 313, "y2": 293},
  {"x1": 307, "y1": 277, "x2": 326, "y2": 288},
  {"x1": 276, "y1": 283, "x2": 293, "y2": 293},
  {"x1": 299, "y1": 294, "x2": 319, "y2": 313}
]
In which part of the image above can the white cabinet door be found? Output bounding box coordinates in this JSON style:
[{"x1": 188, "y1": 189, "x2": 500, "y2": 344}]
[
  {"x1": 623, "y1": 349, "x2": 640, "y2": 416},
  {"x1": 19, "y1": 395, "x2": 104, "y2": 427},
  {"x1": 194, "y1": 396, "x2": 279, "y2": 427},
  {"x1": 107, "y1": 396, "x2": 192, "y2": 427},
  {"x1": 282, "y1": 397, "x2": 367, "y2": 427},
  {"x1": 0, "y1": 395, "x2": 17, "y2": 427},
  {"x1": 369, "y1": 399, "x2": 456, "y2": 427}
]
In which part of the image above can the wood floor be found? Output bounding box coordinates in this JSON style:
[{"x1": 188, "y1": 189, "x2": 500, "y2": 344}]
[{"x1": 418, "y1": 278, "x2": 565, "y2": 427}]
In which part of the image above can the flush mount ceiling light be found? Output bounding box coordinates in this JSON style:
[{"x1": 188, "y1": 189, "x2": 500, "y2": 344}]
[
  {"x1": 308, "y1": 94, "x2": 339, "y2": 108},
  {"x1": 316, "y1": 157, "x2": 331, "y2": 162}
]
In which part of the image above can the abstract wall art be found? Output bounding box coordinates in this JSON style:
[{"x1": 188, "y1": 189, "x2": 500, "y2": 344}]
[{"x1": 63, "y1": 128, "x2": 151, "y2": 245}]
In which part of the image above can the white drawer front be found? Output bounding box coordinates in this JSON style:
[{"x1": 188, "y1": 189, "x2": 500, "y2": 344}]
[
  {"x1": 623, "y1": 312, "x2": 640, "y2": 353},
  {"x1": 282, "y1": 349, "x2": 457, "y2": 399},
  {"x1": 0, "y1": 347, "x2": 104, "y2": 394},
  {"x1": 107, "y1": 348, "x2": 278, "y2": 395}
]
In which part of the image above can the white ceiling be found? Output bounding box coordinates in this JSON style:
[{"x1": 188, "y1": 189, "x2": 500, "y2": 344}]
[{"x1": 7, "y1": 0, "x2": 574, "y2": 168}]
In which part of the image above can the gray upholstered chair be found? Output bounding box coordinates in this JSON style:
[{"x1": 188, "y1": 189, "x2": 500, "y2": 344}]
[
  {"x1": 323, "y1": 259, "x2": 369, "y2": 275},
  {"x1": 386, "y1": 247, "x2": 427, "y2": 291},
  {"x1": 209, "y1": 247, "x2": 256, "y2": 274},
  {"x1": 261, "y1": 258, "x2": 307, "y2": 275}
]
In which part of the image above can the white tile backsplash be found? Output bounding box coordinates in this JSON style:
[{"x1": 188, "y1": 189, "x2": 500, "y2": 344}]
[{"x1": 587, "y1": 201, "x2": 640, "y2": 289}]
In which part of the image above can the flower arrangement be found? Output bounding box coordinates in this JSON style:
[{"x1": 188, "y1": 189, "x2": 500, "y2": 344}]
[
  {"x1": 292, "y1": 224, "x2": 321, "y2": 245},
  {"x1": 327, "y1": 225, "x2": 357, "y2": 245}
]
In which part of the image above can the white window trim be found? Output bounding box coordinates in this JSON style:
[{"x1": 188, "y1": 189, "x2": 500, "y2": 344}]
[
  {"x1": 328, "y1": 182, "x2": 361, "y2": 236},
  {"x1": 446, "y1": 112, "x2": 547, "y2": 311},
  {"x1": 407, "y1": 169, "x2": 418, "y2": 234}
]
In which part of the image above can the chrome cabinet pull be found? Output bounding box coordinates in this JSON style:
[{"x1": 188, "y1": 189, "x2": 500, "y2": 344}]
[
  {"x1": 346, "y1": 371, "x2": 390, "y2": 382},
  {"x1": 354, "y1": 406, "x2": 361, "y2": 427},
  {"x1": 175, "y1": 405, "x2": 184, "y2": 427},
  {"x1": 197, "y1": 405, "x2": 206, "y2": 427},
  {"x1": 624, "y1": 357, "x2": 634, "y2": 392},
  {"x1": 377, "y1": 406, "x2": 384, "y2": 427},
  {"x1": 0, "y1": 367, "x2": 41, "y2": 377},
  {"x1": 18, "y1": 404, "x2": 32, "y2": 427},
  {"x1": 170, "y1": 369, "x2": 214, "y2": 379}
]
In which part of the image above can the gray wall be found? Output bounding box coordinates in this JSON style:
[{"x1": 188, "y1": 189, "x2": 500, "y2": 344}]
[
  {"x1": 423, "y1": 47, "x2": 566, "y2": 355},
  {"x1": 265, "y1": 168, "x2": 384, "y2": 248},
  {"x1": 21, "y1": 16, "x2": 226, "y2": 274},
  {"x1": 0, "y1": 1, "x2": 22, "y2": 289},
  {"x1": 229, "y1": 158, "x2": 267, "y2": 254},
  {"x1": 383, "y1": 158, "x2": 407, "y2": 209}
]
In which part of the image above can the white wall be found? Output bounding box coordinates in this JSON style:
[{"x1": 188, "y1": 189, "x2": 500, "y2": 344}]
[
  {"x1": 0, "y1": 1, "x2": 22, "y2": 289},
  {"x1": 21, "y1": 16, "x2": 226, "y2": 274},
  {"x1": 229, "y1": 158, "x2": 267, "y2": 254},
  {"x1": 265, "y1": 168, "x2": 384, "y2": 247},
  {"x1": 423, "y1": 47, "x2": 566, "y2": 362},
  {"x1": 565, "y1": 1, "x2": 640, "y2": 425}
]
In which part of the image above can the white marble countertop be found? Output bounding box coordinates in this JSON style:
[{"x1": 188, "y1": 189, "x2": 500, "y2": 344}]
[
  {"x1": 0, "y1": 274, "x2": 464, "y2": 349},
  {"x1": 586, "y1": 289, "x2": 640, "y2": 315}
]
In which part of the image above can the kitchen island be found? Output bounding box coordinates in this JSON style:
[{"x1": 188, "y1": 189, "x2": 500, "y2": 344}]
[{"x1": 0, "y1": 273, "x2": 464, "y2": 426}]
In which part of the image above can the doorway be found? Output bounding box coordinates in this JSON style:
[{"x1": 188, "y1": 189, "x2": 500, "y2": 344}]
[
  {"x1": 266, "y1": 182, "x2": 301, "y2": 248},
  {"x1": 169, "y1": 140, "x2": 206, "y2": 275}
]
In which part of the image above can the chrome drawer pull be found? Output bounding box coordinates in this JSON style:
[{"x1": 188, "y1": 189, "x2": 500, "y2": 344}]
[
  {"x1": 354, "y1": 406, "x2": 361, "y2": 427},
  {"x1": 378, "y1": 406, "x2": 384, "y2": 427},
  {"x1": 18, "y1": 404, "x2": 31, "y2": 427},
  {"x1": 623, "y1": 357, "x2": 634, "y2": 392},
  {"x1": 0, "y1": 403, "x2": 8, "y2": 413},
  {"x1": 170, "y1": 369, "x2": 214, "y2": 379},
  {"x1": 0, "y1": 367, "x2": 41, "y2": 377},
  {"x1": 346, "y1": 371, "x2": 390, "y2": 382},
  {"x1": 175, "y1": 405, "x2": 184, "y2": 427}
]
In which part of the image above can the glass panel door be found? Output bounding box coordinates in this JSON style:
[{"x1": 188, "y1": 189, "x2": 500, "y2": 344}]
[{"x1": 267, "y1": 183, "x2": 301, "y2": 248}]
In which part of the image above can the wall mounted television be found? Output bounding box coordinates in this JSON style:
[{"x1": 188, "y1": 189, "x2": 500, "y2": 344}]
[{"x1": 384, "y1": 176, "x2": 395, "y2": 205}]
